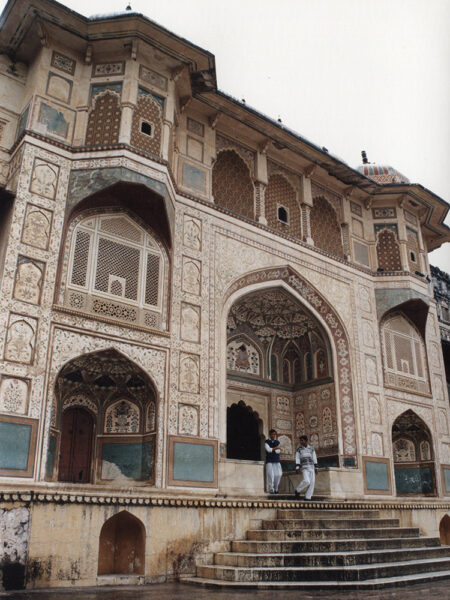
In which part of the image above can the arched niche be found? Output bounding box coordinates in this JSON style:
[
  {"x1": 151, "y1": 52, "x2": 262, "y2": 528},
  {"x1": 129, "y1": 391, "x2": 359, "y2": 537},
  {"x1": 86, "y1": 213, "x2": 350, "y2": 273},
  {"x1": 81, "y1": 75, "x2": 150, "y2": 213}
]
[
  {"x1": 392, "y1": 410, "x2": 436, "y2": 496},
  {"x1": 212, "y1": 150, "x2": 254, "y2": 219},
  {"x1": 310, "y1": 196, "x2": 344, "y2": 258},
  {"x1": 52, "y1": 349, "x2": 158, "y2": 485},
  {"x1": 98, "y1": 511, "x2": 145, "y2": 575}
]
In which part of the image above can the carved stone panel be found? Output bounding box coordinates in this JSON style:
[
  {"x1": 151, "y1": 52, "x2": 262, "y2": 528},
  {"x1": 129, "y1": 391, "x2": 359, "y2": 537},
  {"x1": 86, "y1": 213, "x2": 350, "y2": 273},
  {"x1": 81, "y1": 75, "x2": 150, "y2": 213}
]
[
  {"x1": 179, "y1": 353, "x2": 200, "y2": 393},
  {"x1": 365, "y1": 356, "x2": 378, "y2": 385},
  {"x1": 276, "y1": 396, "x2": 290, "y2": 415},
  {"x1": 182, "y1": 256, "x2": 201, "y2": 296},
  {"x1": 13, "y1": 257, "x2": 45, "y2": 305},
  {"x1": 22, "y1": 204, "x2": 52, "y2": 250},
  {"x1": 178, "y1": 404, "x2": 199, "y2": 436},
  {"x1": 359, "y1": 286, "x2": 371, "y2": 313},
  {"x1": 278, "y1": 434, "x2": 293, "y2": 457},
  {"x1": 372, "y1": 433, "x2": 383, "y2": 457},
  {"x1": 46, "y1": 72, "x2": 73, "y2": 104},
  {"x1": 183, "y1": 215, "x2": 202, "y2": 251},
  {"x1": 368, "y1": 395, "x2": 381, "y2": 424},
  {"x1": 0, "y1": 377, "x2": 29, "y2": 414},
  {"x1": 180, "y1": 302, "x2": 201, "y2": 343},
  {"x1": 362, "y1": 320, "x2": 375, "y2": 348},
  {"x1": 29, "y1": 158, "x2": 59, "y2": 200},
  {"x1": 4, "y1": 314, "x2": 37, "y2": 364}
]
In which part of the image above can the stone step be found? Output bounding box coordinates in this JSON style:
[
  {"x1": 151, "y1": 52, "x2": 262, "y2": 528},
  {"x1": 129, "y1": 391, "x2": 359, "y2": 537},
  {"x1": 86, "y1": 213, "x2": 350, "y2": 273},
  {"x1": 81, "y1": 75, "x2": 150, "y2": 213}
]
[
  {"x1": 181, "y1": 569, "x2": 450, "y2": 589},
  {"x1": 214, "y1": 545, "x2": 450, "y2": 567},
  {"x1": 262, "y1": 517, "x2": 399, "y2": 530},
  {"x1": 277, "y1": 509, "x2": 380, "y2": 519},
  {"x1": 247, "y1": 526, "x2": 420, "y2": 541},
  {"x1": 232, "y1": 536, "x2": 441, "y2": 554},
  {"x1": 197, "y1": 556, "x2": 450, "y2": 582}
]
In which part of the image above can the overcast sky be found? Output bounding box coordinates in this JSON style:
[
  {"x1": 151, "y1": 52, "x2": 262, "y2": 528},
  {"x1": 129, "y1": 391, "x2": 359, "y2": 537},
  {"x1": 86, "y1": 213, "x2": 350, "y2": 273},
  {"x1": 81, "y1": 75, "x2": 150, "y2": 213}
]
[{"x1": 2, "y1": 0, "x2": 449, "y2": 270}]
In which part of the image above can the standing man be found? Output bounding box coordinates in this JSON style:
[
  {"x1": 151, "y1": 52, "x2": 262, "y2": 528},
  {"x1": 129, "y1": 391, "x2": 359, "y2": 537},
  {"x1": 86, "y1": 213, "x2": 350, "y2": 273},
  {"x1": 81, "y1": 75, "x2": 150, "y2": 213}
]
[
  {"x1": 295, "y1": 435, "x2": 318, "y2": 500},
  {"x1": 265, "y1": 429, "x2": 282, "y2": 494}
]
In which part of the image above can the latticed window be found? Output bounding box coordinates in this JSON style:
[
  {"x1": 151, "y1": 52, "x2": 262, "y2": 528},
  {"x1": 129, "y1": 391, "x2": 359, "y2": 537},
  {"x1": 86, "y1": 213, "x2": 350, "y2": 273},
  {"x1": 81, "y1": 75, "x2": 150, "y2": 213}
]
[
  {"x1": 67, "y1": 214, "x2": 165, "y2": 316},
  {"x1": 382, "y1": 314, "x2": 429, "y2": 394}
]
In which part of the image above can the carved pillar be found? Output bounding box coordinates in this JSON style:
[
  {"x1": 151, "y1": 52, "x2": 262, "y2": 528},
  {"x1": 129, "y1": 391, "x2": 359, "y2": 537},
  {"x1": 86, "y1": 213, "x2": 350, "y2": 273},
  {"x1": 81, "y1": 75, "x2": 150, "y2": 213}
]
[
  {"x1": 73, "y1": 106, "x2": 89, "y2": 146},
  {"x1": 119, "y1": 103, "x2": 134, "y2": 145},
  {"x1": 300, "y1": 174, "x2": 314, "y2": 244},
  {"x1": 397, "y1": 221, "x2": 409, "y2": 271},
  {"x1": 301, "y1": 204, "x2": 313, "y2": 244},
  {"x1": 341, "y1": 222, "x2": 350, "y2": 260},
  {"x1": 255, "y1": 144, "x2": 268, "y2": 224},
  {"x1": 255, "y1": 181, "x2": 267, "y2": 224},
  {"x1": 161, "y1": 79, "x2": 176, "y2": 161}
]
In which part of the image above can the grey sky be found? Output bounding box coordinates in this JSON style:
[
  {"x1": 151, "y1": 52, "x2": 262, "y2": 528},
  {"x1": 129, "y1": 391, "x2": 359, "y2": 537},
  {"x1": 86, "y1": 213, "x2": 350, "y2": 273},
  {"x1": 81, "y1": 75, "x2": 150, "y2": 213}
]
[{"x1": 1, "y1": 0, "x2": 449, "y2": 269}]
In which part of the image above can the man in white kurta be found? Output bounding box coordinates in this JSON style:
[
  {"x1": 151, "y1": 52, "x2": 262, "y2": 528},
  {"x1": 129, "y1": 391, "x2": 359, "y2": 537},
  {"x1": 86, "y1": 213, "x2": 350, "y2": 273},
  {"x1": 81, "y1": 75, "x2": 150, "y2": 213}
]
[
  {"x1": 265, "y1": 429, "x2": 282, "y2": 494},
  {"x1": 295, "y1": 435, "x2": 318, "y2": 500}
]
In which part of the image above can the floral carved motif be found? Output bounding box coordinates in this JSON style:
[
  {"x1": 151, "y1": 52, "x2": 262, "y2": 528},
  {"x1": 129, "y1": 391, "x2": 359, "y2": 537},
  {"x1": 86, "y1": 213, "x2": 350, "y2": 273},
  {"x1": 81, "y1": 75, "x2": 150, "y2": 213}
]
[
  {"x1": 183, "y1": 214, "x2": 202, "y2": 251},
  {"x1": 4, "y1": 315, "x2": 37, "y2": 364},
  {"x1": 13, "y1": 258, "x2": 44, "y2": 305},
  {"x1": 179, "y1": 404, "x2": 198, "y2": 436},
  {"x1": 179, "y1": 353, "x2": 200, "y2": 393},
  {"x1": 22, "y1": 205, "x2": 52, "y2": 249},
  {"x1": 29, "y1": 158, "x2": 59, "y2": 200},
  {"x1": 0, "y1": 378, "x2": 29, "y2": 414}
]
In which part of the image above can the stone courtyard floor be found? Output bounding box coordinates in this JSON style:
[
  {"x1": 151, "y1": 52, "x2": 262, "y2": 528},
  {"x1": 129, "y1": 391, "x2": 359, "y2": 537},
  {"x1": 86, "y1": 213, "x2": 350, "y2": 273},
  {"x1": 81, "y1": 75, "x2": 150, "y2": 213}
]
[{"x1": 2, "y1": 581, "x2": 450, "y2": 599}]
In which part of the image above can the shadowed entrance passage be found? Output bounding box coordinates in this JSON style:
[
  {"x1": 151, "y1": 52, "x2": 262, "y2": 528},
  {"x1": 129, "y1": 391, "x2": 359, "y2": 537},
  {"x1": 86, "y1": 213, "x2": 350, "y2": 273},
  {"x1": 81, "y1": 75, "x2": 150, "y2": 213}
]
[{"x1": 226, "y1": 401, "x2": 264, "y2": 461}]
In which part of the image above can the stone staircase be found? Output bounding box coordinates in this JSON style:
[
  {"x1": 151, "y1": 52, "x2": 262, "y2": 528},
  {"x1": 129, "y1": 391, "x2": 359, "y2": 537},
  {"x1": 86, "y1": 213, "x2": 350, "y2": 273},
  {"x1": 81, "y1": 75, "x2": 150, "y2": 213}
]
[{"x1": 183, "y1": 506, "x2": 450, "y2": 589}]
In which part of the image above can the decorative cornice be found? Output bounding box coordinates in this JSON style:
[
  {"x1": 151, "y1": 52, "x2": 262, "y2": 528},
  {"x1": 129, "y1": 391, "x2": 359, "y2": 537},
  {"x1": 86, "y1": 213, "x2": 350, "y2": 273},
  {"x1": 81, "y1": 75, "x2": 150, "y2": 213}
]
[{"x1": 2, "y1": 490, "x2": 450, "y2": 510}]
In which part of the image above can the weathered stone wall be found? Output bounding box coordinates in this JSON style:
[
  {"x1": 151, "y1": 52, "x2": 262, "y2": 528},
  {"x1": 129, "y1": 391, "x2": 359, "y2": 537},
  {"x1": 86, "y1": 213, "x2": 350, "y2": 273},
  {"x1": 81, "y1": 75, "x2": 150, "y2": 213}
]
[{"x1": 0, "y1": 505, "x2": 30, "y2": 591}]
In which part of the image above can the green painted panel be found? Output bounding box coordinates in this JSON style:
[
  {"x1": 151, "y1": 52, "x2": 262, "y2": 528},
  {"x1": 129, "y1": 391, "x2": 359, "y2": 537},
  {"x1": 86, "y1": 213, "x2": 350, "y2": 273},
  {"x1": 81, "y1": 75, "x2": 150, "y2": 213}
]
[
  {"x1": 67, "y1": 167, "x2": 169, "y2": 209},
  {"x1": 173, "y1": 441, "x2": 214, "y2": 483},
  {"x1": 444, "y1": 468, "x2": 450, "y2": 492},
  {"x1": 395, "y1": 466, "x2": 433, "y2": 494},
  {"x1": 46, "y1": 435, "x2": 56, "y2": 478},
  {"x1": 101, "y1": 440, "x2": 153, "y2": 481},
  {"x1": 365, "y1": 460, "x2": 390, "y2": 491},
  {"x1": 0, "y1": 421, "x2": 31, "y2": 470},
  {"x1": 182, "y1": 163, "x2": 206, "y2": 193},
  {"x1": 375, "y1": 288, "x2": 429, "y2": 319}
]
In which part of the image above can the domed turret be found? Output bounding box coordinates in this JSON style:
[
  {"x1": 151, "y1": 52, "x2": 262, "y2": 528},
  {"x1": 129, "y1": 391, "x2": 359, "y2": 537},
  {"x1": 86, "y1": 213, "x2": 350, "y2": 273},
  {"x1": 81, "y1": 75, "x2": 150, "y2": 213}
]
[{"x1": 357, "y1": 150, "x2": 410, "y2": 184}]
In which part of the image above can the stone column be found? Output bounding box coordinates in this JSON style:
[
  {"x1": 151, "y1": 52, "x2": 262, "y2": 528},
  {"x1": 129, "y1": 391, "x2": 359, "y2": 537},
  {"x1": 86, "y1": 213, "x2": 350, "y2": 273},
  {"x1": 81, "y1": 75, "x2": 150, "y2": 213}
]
[
  {"x1": 255, "y1": 146, "x2": 268, "y2": 224},
  {"x1": 341, "y1": 222, "x2": 350, "y2": 260},
  {"x1": 397, "y1": 220, "x2": 409, "y2": 271},
  {"x1": 73, "y1": 106, "x2": 89, "y2": 146},
  {"x1": 119, "y1": 103, "x2": 134, "y2": 145},
  {"x1": 161, "y1": 80, "x2": 176, "y2": 161},
  {"x1": 300, "y1": 175, "x2": 314, "y2": 244},
  {"x1": 255, "y1": 181, "x2": 267, "y2": 224}
]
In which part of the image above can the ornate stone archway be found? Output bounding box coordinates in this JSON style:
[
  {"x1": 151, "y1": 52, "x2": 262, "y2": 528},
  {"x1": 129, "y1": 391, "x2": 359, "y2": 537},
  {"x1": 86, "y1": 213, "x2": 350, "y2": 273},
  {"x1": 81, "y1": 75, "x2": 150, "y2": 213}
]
[{"x1": 225, "y1": 266, "x2": 357, "y2": 461}]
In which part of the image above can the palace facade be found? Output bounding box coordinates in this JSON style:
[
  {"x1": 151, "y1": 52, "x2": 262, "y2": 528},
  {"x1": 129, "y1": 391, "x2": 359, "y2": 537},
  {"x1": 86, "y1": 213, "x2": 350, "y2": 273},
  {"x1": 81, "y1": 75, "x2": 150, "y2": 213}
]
[{"x1": 0, "y1": 0, "x2": 449, "y2": 590}]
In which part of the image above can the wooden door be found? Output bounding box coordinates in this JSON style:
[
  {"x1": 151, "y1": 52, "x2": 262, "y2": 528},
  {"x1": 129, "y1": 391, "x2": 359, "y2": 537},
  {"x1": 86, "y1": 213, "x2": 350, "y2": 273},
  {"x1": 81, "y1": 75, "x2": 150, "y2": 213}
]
[{"x1": 58, "y1": 407, "x2": 94, "y2": 483}]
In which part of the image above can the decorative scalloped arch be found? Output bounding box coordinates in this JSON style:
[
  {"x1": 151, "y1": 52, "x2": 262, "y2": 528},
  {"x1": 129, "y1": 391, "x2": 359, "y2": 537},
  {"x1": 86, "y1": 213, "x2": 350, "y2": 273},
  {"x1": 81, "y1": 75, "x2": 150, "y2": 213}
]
[{"x1": 224, "y1": 265, "x2": 357, "y2": 458}]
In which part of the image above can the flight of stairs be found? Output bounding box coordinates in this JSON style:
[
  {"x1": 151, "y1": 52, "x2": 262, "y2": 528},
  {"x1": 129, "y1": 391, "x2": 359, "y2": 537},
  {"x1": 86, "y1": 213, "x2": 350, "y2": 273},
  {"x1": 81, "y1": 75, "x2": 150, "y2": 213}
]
[{"x1": 183, "y1": 506, "x2": 450, "y2": 589}]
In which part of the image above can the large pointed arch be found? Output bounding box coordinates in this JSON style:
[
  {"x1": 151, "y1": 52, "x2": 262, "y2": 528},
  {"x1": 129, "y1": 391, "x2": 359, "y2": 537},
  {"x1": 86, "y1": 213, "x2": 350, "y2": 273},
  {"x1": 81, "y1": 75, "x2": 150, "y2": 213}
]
[{"x1": 223, "y1": 265, "x2": 357, "y2": 460}]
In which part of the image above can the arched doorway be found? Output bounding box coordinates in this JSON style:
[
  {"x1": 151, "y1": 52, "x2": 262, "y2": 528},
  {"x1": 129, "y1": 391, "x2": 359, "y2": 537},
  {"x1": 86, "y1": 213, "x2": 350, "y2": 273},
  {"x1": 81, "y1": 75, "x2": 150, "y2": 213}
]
[
  {"x1": 98, "y1": 511, "x2": 145, "y2": 575},
  {"x1": 50, "y1": 349, "x2": 158, "y2": 485},
  {"x1": 440, "y1": 515, "x2": 450, "y2": 545},
  {"x1": 58, "y1": 407, "x2": 94, "y2": 483},
  {"x1": 227, "y1": 401, "x2": 264, "y2": 460},
  {"x1": 392, "y1": 410, "x2": 436, "y2": 496},
  {"x1": 226, "y1": 286, "x2": 338, "y2": 468}
]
